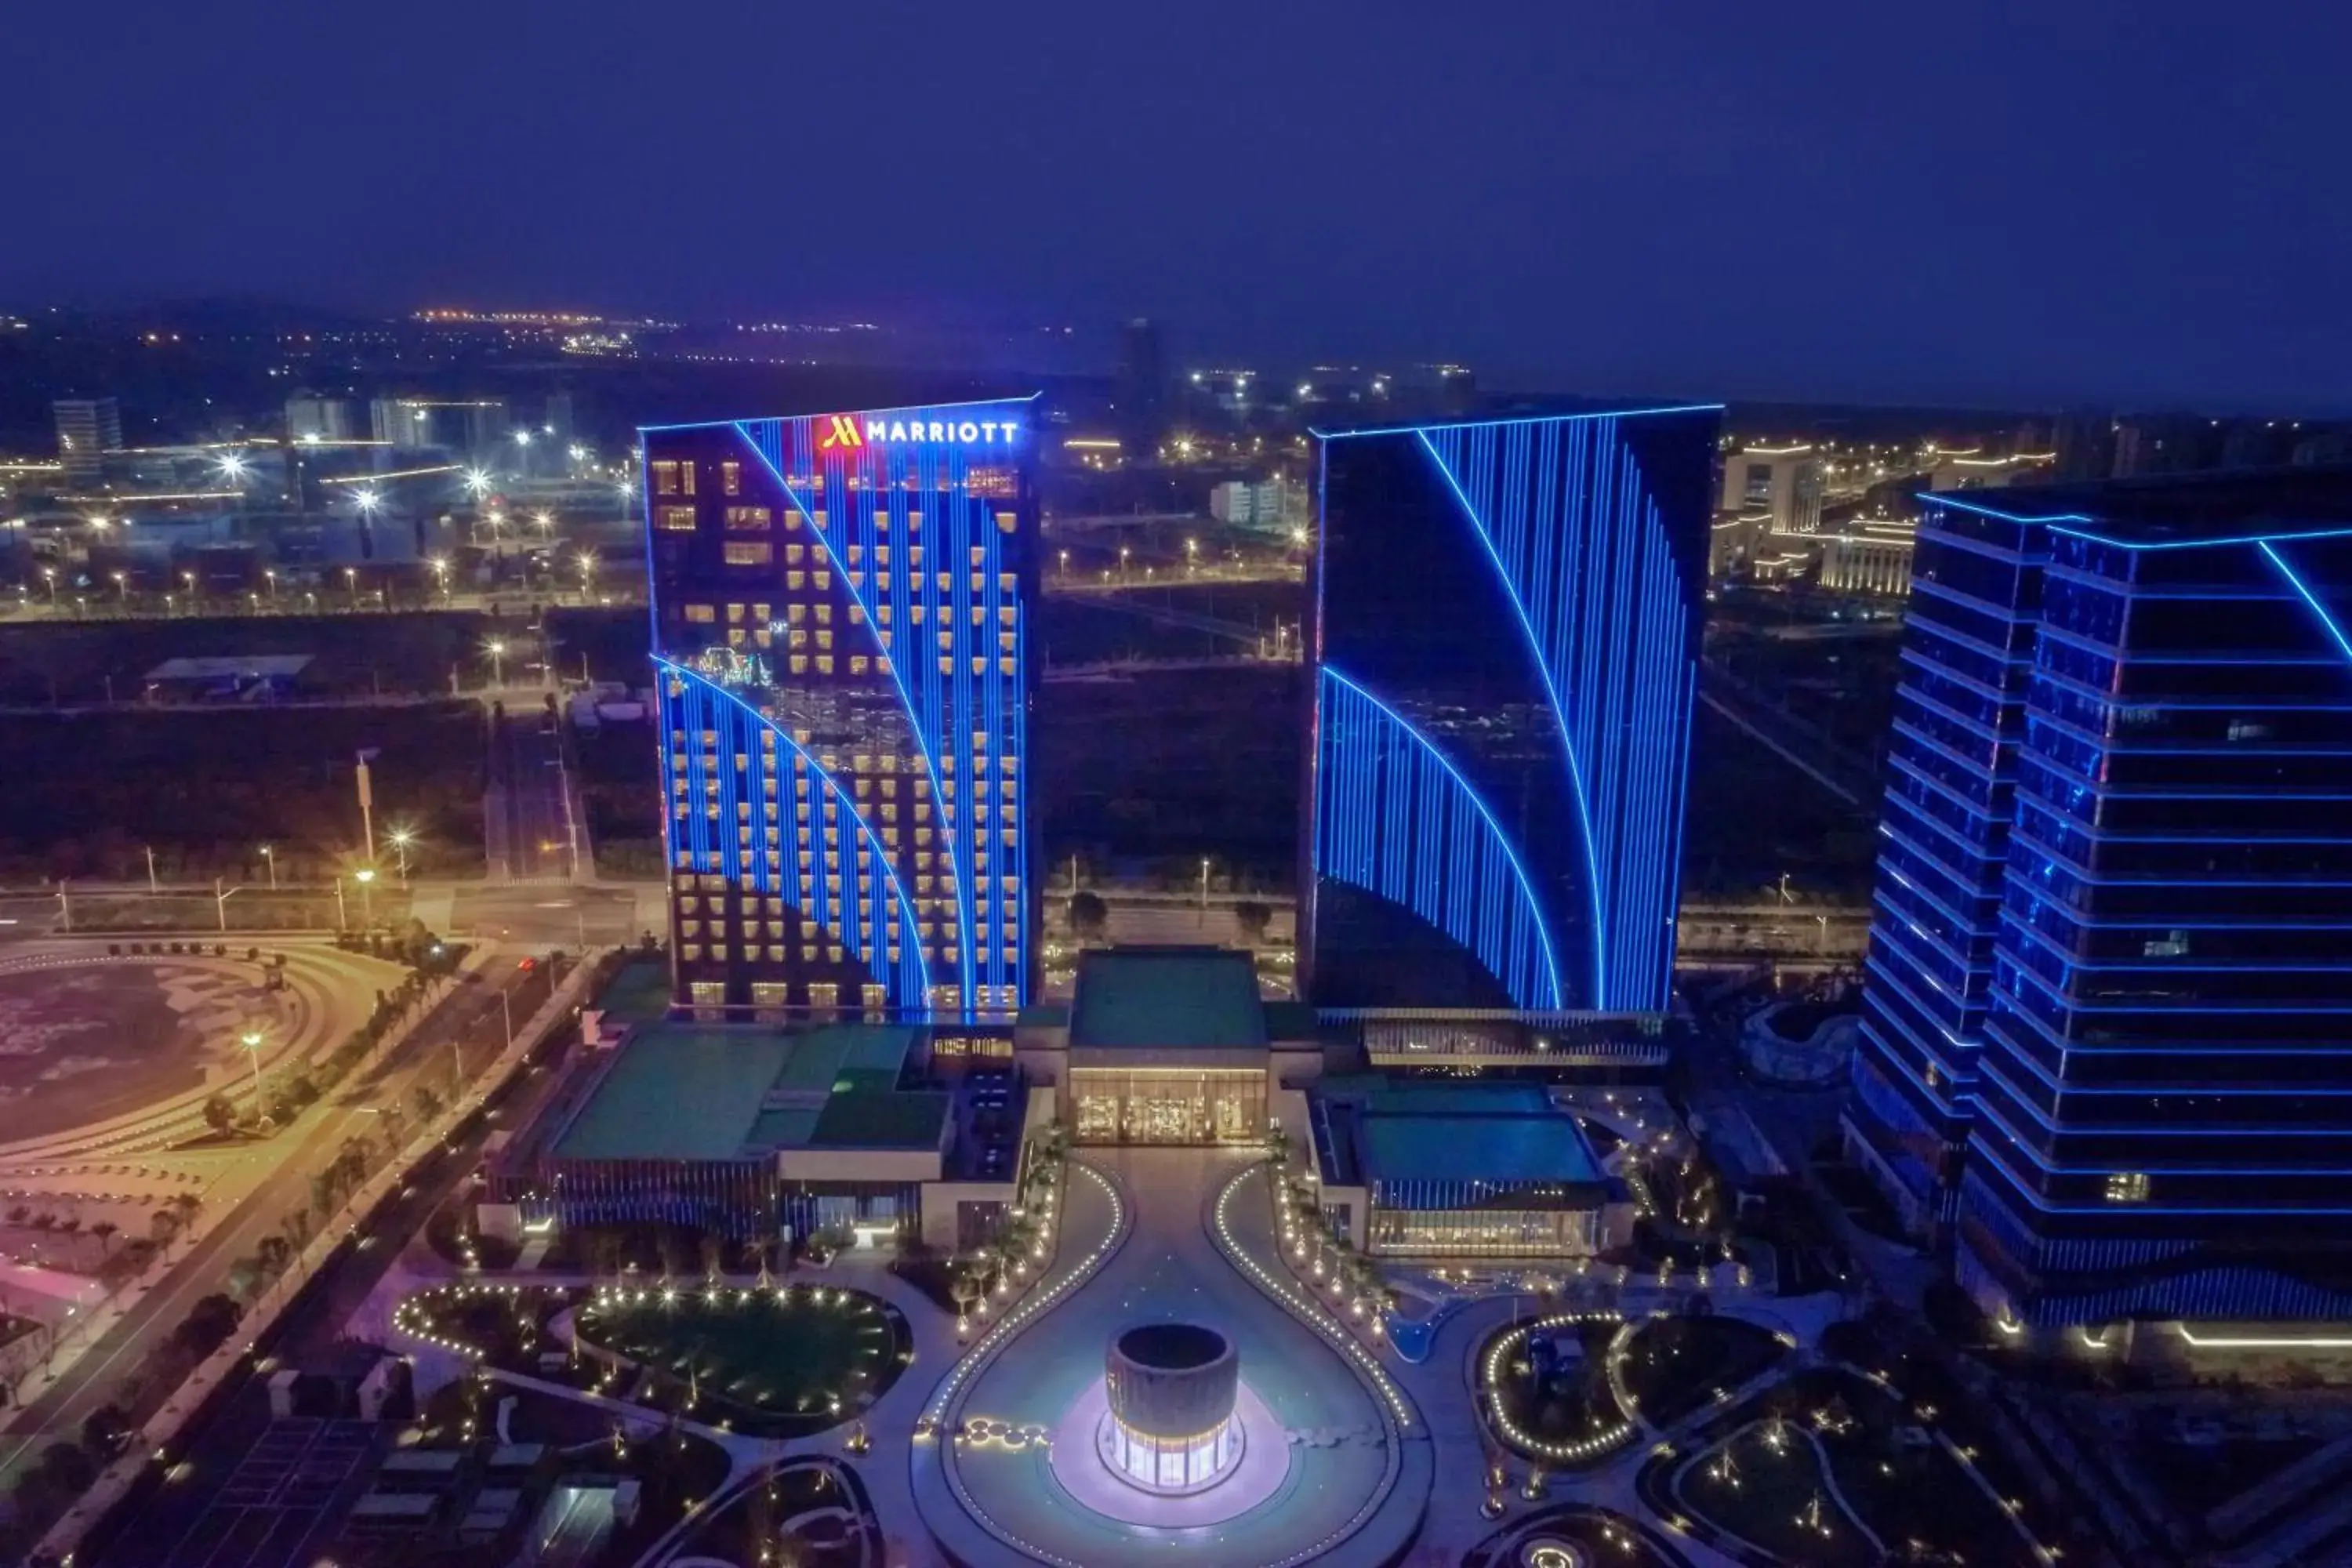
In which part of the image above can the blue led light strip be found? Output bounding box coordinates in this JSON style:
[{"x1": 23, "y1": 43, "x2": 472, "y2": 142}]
[
  {"x1": 727, "y1": 412, "x2": 1035, "y2": 1022},
  {"x1": 1414, "y1": 417, "x2": 1698, "y2": 1010},
  {"x1": 1316, "y1": 666, "x2": 1563, "y2": 1009},
  {"x1": 2263, "y1": 541, "x2": 2352, "y2": 666},
  {"x1": 655, "y1": 659, "x2": 931, "y2": 1013}
]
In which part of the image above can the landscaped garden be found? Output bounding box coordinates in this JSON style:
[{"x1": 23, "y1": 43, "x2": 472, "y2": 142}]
[
  {"x1": 1480, "y1": 1313, "x2": 1639, "y2": 1467},
  {"x1": 575, "y1": 1281, "x2": 910, "y2": 1436},
  {"x1": 1462, "y1": 1504, "x2": 1697, "y2": 1568},
  {"x1": 1657, "y1": 1367, "x2": 2051, "y2": 1568},
  {"x1": 662, "y1": 1457, "x2": 881, "y2": 1568},
  {"x1": 1618, "y1": 1311, "x2": 1790, "y2": 1428}
]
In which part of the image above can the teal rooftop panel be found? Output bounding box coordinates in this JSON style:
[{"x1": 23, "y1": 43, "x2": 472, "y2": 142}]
[
  {"x1": 1358, "y1": 1112, "x2": 1603, "y2": 1189},
  {"x1": 1070, "y1": 946, "x2": 1268, "y2": 1050}
]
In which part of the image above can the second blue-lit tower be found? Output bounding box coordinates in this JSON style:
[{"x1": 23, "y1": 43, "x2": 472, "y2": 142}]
[{"x1": 1302, "y1": 405, "x2": 1720, "y2": 1013}]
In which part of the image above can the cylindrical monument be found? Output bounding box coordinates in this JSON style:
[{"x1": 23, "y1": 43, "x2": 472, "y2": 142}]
[{"x1": 1102, "y1": 1323, "x2": 1243, "y2": 1494}]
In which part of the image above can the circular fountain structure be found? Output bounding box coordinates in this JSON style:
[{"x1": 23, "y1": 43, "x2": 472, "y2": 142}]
[{"x1": 1101, "y1": 1323, "x2": 1244, "y2": 1495}]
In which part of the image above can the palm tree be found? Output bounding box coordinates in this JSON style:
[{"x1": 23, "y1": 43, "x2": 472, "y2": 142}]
[
  {"x1": 149, "y1": 1208, "x2": 180, "y2": 1256},
  {"x1": 89, "y1": 1221, "x2": 117, "y2": 1257},
  {"x1": 171, "y1": 1192, "x2": 202, "y2": 1240}
]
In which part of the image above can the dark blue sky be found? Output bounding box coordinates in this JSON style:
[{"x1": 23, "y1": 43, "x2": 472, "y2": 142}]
[{"x1": 8, "y1": 0, "x2": 2348, "y2": 408}]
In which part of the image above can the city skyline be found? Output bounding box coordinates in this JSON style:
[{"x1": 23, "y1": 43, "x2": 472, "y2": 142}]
[{"x1": 5, "y1": 2, "x2": 2350, "y2": 411}]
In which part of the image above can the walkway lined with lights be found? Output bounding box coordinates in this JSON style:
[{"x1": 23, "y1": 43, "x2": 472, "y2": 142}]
[{"x1": 910, "y1": 1147, "x2": 1429, "y2": 1566}]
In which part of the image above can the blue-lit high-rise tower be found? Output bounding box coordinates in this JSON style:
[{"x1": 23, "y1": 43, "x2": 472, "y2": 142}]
[
  {"x1": 1301, "y1": 404, "x2": 1720, "y2": 1014},
  {"x1": 1843, "y1": 493, "x2": 2050, "y2": 1236},
  {"x1": 1849, "y1": 466, "x2": 2352, "y2": 1334},
  {"x1": 643, "y1": 399, "x2": 1037, "y2": 1023}
]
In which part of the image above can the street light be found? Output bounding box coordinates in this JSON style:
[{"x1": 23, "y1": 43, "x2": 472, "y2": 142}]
[
  {"x1": 353, "y1": 488, "x2": 382, "y2": 519},
  {"x1": 241, "y1": 1029, "x2": 269, "y2": 1125},
  {"x1": 575, "y1": 552, "x2": 596, "y2": 598},
  {"x1": 486, "y1": 639, "x2": 507, "y2": 686},
  {"x1": 40, "y1": 568, "x2": 56, "y2": 604},
  {"x1": 386, "y1": 827, "x2": 416, "y2": 885},
  {"x1": 216, "y1": 452, "x2": 249, "y2": 483},
  {"x1": 260, "y1": 844, "x2": 277, "y2": 890},
  {"x1": 354, "y1": 866, "x2": 376, "y2": 927},
  {"x1": 429, "y1": 557, "x2": 450, "y2": 599}
]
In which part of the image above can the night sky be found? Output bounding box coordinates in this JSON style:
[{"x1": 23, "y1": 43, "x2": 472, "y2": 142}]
[{"x1": 8, "y1": 0, "x2": 2349, "y2": 408}]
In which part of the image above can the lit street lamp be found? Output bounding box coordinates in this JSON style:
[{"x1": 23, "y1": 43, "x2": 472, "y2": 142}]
[
  {"x1": 40, "y1": 568, "x2": 56, "y2": 604},
  {"x1": 354, "y1": 866, "x2": 376, "y2": 927},
  {"x1": 260, "y1": 844, "x2": 277, "y2": 890},
  {"x1": 241, "y1": 1029, "x2": 270, "y2": 1125},
  {"x1": 575, "y1": 552, "x2": 596, "y2": 599},
  {"x1": 386, "y1": 827, "x2": 416, "y2": 885},
  {"x1": 486, "y1": 638, "x2": 507, "y2": 687}
]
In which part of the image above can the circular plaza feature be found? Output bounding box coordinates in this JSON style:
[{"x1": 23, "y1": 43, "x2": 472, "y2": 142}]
[{"x1": 1102, "y1": 1322, "x2": 1242, "y2": 1494}]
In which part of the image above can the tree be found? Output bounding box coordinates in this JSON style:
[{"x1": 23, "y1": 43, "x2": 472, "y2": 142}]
[
  {"x1": 80, "y1": 1403, "x2": 131, "y2": 1459},
  {"x1": 6, "y1": 1205, "x2": 27, "y2": 1226},
  {"x1": 699, "y1": 1232, "x2": 724, "y2": 1283},
  {"x1": 202, "y1": 1091, "x2": 236, "y2": 1135},
  {"x1": 1068, "y1": 890, "x2": 1109, "y2": 941},
  {"x1": 171, "y1": 1293, "x2": 243, "y2": 1359},
  {"x1": 149, "y1": 1208, "x2": 180, "y2": 1254},
  {"x1": 89, "y1": 1220, "x2": 116, "y2": 1256},
  {"x1": 412, "y1": 1083, "x2": 444, "y2": 1124},
  {"x1": 1233, "y1": 898, "x2": 1273, "y2": 946}
]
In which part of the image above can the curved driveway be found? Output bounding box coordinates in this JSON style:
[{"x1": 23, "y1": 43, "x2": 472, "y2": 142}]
[{"x1": 924, "y1": 1146, "x2": 1427, "y2": 1566}]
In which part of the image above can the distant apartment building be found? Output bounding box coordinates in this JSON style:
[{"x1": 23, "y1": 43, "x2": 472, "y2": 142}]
[
  {"x1": 370, "y1": 397, "x2": 511, "y2": 456},
  {"x1": 1816, "y1": 518, "x2": 1916, "y2": 596},
  {"x1": 1209, "y1": 477, "x2": 1295, "y2": 531},
  {"x1": 285, "y1": 395, "x2": 356, "y2": 442},
  {"x1": 1847, "y1": 466, "x2": 2352, "y2": 1337},
  {"x1": 1718, "y1": 444, "x2": 1824, "y2": 536},
  {"x1": 53, "y1": 397, "x2": 124, "y2": 483}
]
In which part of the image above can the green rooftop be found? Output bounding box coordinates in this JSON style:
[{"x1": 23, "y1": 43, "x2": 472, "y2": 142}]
[
  {"x1": 550, "y1": 1020, "x2": 929, "y2": 1163},
  {"x1": 1070, "y1": 947, "x2": 1268, "y2": 1050}
]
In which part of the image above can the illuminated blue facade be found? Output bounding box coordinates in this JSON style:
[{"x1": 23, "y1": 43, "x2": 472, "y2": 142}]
[
  {"x1": 1845, "y1": 495, "x2": 2049, "y2": 1235},
  {"x1": 1303, "y1": 405, "x2": 1719, "y2": 1013},
  {"x1": 644, "y1": 398, "x2": 1037, "y2": 1022},
  {"x1": 1849, "y1": 469, "x2": 2352, "y2": 1328}
]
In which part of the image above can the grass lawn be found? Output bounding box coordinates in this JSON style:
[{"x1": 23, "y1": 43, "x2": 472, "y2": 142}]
[
  {"x1": 1676, "y1": 1368, "x2": 2045, "y2": 1568},
  {"x1": 1680, "y1": 1419, "x2": 1880, "y2": 1568},
  {"x1": 1619, "y1": 1314, "x2": 1788, "y2": 1428},
  {"x1": 576, "y1": 1283, "x2": 908, "y2": 1435}
]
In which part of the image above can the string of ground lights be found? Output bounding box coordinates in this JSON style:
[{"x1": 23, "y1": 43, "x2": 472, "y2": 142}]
[
  {"x1": 1479, "y1": 1311, "x2": 1642, "y2": 1465},
  {"x1": 1211, "y1": 1164, "x2": 1416, "y2": 1431}
]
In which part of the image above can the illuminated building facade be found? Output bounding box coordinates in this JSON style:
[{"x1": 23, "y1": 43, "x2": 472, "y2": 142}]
[
  {"x1": 1848, "y1": 469, "x2": 2352, "y2": 1330},
  {"x1": 644, "y1": 398, "x2": 1037, "y2": 1022},
  {"x1": 1302, "y1": 405, "x2": 1720, "y2": 1014}
]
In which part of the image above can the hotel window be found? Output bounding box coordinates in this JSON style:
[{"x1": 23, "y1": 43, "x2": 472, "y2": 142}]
[
  {"x1": 751, "y1": 982, "x2": 787, "y2": 1006},
  {"x1": 721, "y1": 461, "x2": 742, "y2": 495},
  {"x1": 998, "y1": 657, "x2": 1015, "y2": 675},
  {"x1": 786, "y1": 545, "x2": 805, "y2": 564},
  {"x1": 724, "y1": 506, "x2": 771, "y2": 531},
  {"x1": 684, "y1": 603, "x2": 715, "y2": 623},
  {"x1": 724, "y1": 541, "x2": 774, "y2": 566},
  {"x1": 969, "y1": 546, "x2": 986, "y2": 568},
  {"x1": 657, "y1": 505, "x2": 697, "y2": 531},
  {"x1": 678, "y1": 463, "x2": 697, "y2": 496},
  {"x1": 652, "y1": 461, "x2": 681, "y2": 495},
  {"x1": 2105, "y1": 1172, "x2": 2151, "y2": 1203},
  {"x1": 787, "y1": 571, "x2": 805, "y2": 590}
]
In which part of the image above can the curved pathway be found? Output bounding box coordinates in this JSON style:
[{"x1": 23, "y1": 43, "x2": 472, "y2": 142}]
[{"x1": 916, "y1": 1147, "x2": 1428, "y2": 1566}]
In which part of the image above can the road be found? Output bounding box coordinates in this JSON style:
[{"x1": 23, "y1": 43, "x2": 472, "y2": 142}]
[
  {"x1": 485, "y1": 707, "x2": 580, "y2": 882},
  {"x1": 85, "y1": 959, "x2": 591, "y2": 1568},
  {"x1": 931, "y1": 1147, "x2": 1420, "y2": 1566},
  {"x1": 0, "y1": 958, "x2": 542, "y2": 1491}
]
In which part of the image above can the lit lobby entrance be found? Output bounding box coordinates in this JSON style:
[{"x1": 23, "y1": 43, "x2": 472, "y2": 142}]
[{"x1": 1071, "y1": 1066, "x2": 1268, "y2": 1145}]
